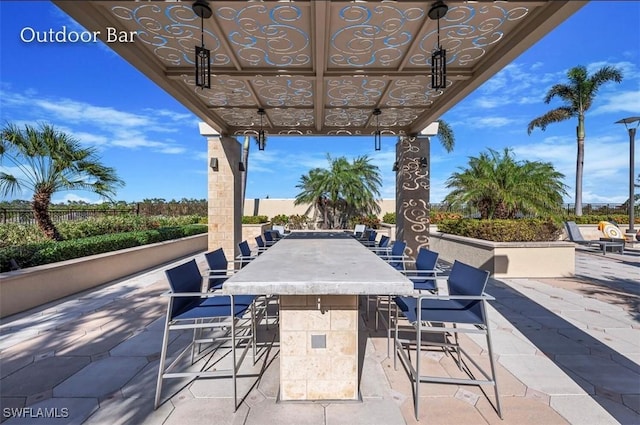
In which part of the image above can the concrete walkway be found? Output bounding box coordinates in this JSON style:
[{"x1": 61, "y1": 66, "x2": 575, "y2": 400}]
[{"x1": 0, "y1": 248, "x2": 638, "y2": 424}]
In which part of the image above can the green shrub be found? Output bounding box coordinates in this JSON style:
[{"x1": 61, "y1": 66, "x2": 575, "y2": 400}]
[
  {"x1": 271, "y1": 214, "x2": 289, "y2": 225},
  {"x1": 430, "y1": 211, "x2": 463, "y2": 223},
  {"x1": 382, "y1": 212, "x2": 396, "y2": 224},
  {"x1": 288, "y1": 214, "x2": 309, "y2": 230},
  {"x1": 0, "y1": 224, "x2": 207, "y2": 273},
  {"x1": 564, "y1": 214, "x2": 639, "y2": 225},
  {"x1": 242, "y1": 215, "x2": 269, "y2": 224},
  {"x1": 437, "y1": 218, "x2": 562, "y2": 242},
  {"x1": 350, "y1": 214, "x2": 380, "y2": 229},
  {"x1": 0, "y1": 224, "x2": 49, "y2": 248},
  {"x1": 0, "y1": 215, "x2": 206, "y2": 247}
]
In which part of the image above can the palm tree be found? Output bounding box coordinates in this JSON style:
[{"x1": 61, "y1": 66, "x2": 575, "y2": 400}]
[
  {"x1": 527, "y1": 65, "x2": 623, "y2": 216},
  {"x1": 443, "y1": 148, "x2": 567, "y2": 219},
  {"x1": 0, "y1": 123, "x2": 124, "y2": 240},
  {"x1": 436, "y1": 119, "x2": 455, "y2": 152},
  {"x1": 294, "y1": 154, "x2": 382, "y2": 229}
]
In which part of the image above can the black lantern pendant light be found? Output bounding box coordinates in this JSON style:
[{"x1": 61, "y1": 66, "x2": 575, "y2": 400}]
[
  {"x1": 428, "y1": 1, "x2": 448, "y2": 89},
  {"x1": 257, "y1": 108, "x2": 266, "y2": 151},
  {"x1": 193, "y1": 0, "x2": 212, "y2": 89},
  {"x1": 373, "y1": 108, "x2": 382, "y2": 151}
]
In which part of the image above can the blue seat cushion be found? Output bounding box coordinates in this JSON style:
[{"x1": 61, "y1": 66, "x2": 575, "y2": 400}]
[
  {"x1": 410, "y1": 277, "x2": 436, "y2": 292},
  {"x1": 172, "y1": 295, "x2": 255, "y2": 321},
  {"x1": 395, "y1": 296, "x2": 484, "y2": 325}
]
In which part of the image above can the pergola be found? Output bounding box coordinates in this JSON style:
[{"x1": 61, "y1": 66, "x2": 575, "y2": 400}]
[{"x1": 54, "y1": 0, "x2": 586, "y2": 257}]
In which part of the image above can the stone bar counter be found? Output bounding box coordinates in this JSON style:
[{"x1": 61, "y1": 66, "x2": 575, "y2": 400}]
[{"x1": 222, "y1": 231, "x2": 413, "y2": 401}]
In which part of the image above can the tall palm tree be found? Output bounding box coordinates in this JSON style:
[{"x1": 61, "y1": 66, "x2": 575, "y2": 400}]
[
  {"x1": 444, "y1": 148, "x2": 567, "y2": 219},
  {"x1": 294, "y1": 154, "x2": 382, "y2": 229},
  {"x1": 0, "y1": 123, "x2": 124, "y2": 240},
  {"x1": 527, "y1": 65, "x2": 623, "y2": 216}
]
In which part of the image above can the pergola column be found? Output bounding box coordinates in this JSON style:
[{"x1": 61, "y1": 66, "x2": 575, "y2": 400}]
[
  {"x1": 200, "y1": 123, "x2": 242, "y2": 262},
  {"x1": 395, "y1": 135, "x2": 431, "y2": 258}
]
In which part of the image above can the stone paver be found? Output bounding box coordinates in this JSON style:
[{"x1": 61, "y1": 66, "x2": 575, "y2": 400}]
[{"x1": 1, "y1": 249, "x2": 639, "y2": 424}]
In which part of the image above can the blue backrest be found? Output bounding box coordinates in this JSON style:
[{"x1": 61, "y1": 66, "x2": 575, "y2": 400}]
[
  {"x1": 204, "y1": 248, "x2": 228, "y2": 290},
  {"x1": 165, "y1": 259, "x2": 202, "y2": 319},
  {"x1": 446, "y1": 260, "x2": 490, "y2": 321},
  {"x1": 368, "y1": 230, "x2": 377, "y2": 241},
  {"x1": 388, "y1": 240, "x2": 406, "y2": 269},
  {"x1": 390, "y1": 240, "x2": 406, "y2": 257},
  {"x1": 447, "y1": 260, "x2": 489, "y2": 296},
  {"x1": 264, "y1": 231, "x2": 274, "y2": 242},
  {"x1": 415, "y1": 248, "x2": 438, "y2": 271},
  {"x1": 379, "y1": 235, "x2": 390, "y2": 248},
  {"x1": 238, "y1": 240, "x2": 252, "y2": 256},
  {"x1": 255, "y1": 235, "x2": 266, "y2": 248}
]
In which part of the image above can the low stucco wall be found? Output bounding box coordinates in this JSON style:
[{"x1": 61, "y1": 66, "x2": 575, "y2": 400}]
[
  {"x1": 0, "y1": 233, "x2": 207, "y2": 318},
  {"x1": 428, "y1": 232, "x2": 575, "y2": 278}
]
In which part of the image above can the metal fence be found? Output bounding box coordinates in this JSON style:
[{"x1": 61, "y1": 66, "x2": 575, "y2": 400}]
[
  {"x1": 1, "y1": 202, "x2": 637, "y2": 225},
  {"x1": 0, "y1": 208, "x2": 135, "y2": 224}
]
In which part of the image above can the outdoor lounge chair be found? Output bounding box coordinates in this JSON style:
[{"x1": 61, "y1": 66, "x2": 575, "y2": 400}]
[
  {"x1": 237, "y1": 240, "x2": 259, "y2": 268},
  {"x1": 564, "y1": 221, "x2": 624, "y2": 255},
  {"x1": 376, "y1": 247, "x2": 441, "y2": 355},
  {"x1": 393, "y1": 260, "x2": 502, "y2": 420},
  {"x1": 155, "y1": 259, "x2": 256, "y2": 410},
  {"x1": 367, "y1": 235, "x2": 390, "y2": 251},
  {"x1": 378, "y1": 240, "x2": 408, "y2": 271},
  {"x1": 263, "y1": 231, "x2": 278, "y2": 246},
  {"x1": 254, "y1": 235, "x2": 271, "y2": 252},
  {"x1": 404, "y1": 247, "x2": 441, "y2": 293},
  {"x1": 353, "y1": 224, "x2": 366, "y2": 238},
  {"x1": 204, "y1": 248, "x2": 237, "y2": 291}
]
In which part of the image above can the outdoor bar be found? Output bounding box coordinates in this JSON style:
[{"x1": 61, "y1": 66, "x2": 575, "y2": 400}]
[{"x1": 222, "y1": 231, "x2": 414, "y2": 401}]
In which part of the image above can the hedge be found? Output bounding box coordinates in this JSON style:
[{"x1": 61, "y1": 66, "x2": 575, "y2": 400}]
[
  {"x1": 241, "y1": 215, "x2": 269, "y2": 224},
  {"x1": 0, "y1": 224, "x2": 207, "y2": 273},
  {"x1": 0, "y1": 215, "x2": 204, "y2": 248},
  {"x1": 437, "y1": 219, "x2": 562, "y2": 242}
]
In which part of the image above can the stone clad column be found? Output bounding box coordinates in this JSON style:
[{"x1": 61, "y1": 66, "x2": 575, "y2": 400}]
[
  {"x1": 395, "y1": 135, "x2": 431, "y2": 258},
  {"x1": 200, "y1": 124, "x2": 242, "y2": 262}
]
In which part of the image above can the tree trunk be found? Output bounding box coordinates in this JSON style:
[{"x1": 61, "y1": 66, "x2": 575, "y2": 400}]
[
  {"x1": 32, "y1": 191, "x2": 62, "y2": 241},
  {"x1": 575, "y1": 116, "x2": 585, "y2": 216}
]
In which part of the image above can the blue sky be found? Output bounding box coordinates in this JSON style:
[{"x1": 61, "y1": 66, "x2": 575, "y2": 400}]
[{"x1": 0, "y1": 1, "x2": 638, "y2": 209}]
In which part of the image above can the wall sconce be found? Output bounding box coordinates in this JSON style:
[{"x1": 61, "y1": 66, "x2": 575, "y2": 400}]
[
  {"x1": 209, "y1": 157, "x2": 218, "y2": 171},
  {"x1": 192, "y1": 0, "x2": 212, "y2": 89},
  {"x1": 428, "y1": 1, "x2": 448, "y2": 89},
  {"x1": 373, "y1": 108, "x2": 381, "y2": 151},
  {"x1": 392, "y1": 161, "x2": 399, "y2": 172},
  {"x1": 420, "y1": 156, "x2": 428, "y2": 168},
  {"x1": 257, "y1": 108, "x2": 266, "y2": 150}
]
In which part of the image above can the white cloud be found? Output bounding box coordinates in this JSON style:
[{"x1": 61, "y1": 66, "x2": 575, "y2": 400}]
[
  {"x1": 591, "y1": 90, "x2": 640, "y2": 115},
  {"x1": 51, "y1": 193, "x2": 98, "y2": 204},
  {"x1": 468, "y1": 116, "x2": 516, "y2": 128},
  {"x1": 0, "y1": 88, "x2": 195, "y2": 155}
]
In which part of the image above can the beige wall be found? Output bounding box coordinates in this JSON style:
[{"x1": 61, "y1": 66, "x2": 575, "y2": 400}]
[
  {"x1": 428, "y1": 232, "x2": 575, "y2": 278},
  {"x1": 0, "y1": 234, "x2": 207, "y2": 318},
  {"x1": 243, "y1": 198, "x2": 396, "y2": 219}
]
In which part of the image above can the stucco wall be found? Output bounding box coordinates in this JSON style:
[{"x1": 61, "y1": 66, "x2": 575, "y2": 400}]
[
  {"x1": 429, "y1": 232, "x2": 575, "y2": 278},
  {"x1": 243, "y1": 198, "x2": 396, "y2": 219},
  {"x1": 0, "y1": 234, "x2": 207, "y2": 318}
]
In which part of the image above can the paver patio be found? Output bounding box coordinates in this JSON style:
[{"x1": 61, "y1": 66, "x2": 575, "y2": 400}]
[{"x1": 1, "y1": 248, "x2": 638, "y2": 424}]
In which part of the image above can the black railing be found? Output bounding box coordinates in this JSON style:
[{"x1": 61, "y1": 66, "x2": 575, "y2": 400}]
[{"x1": 0, "y1": 208, "x2": 135, "y2": 224}]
